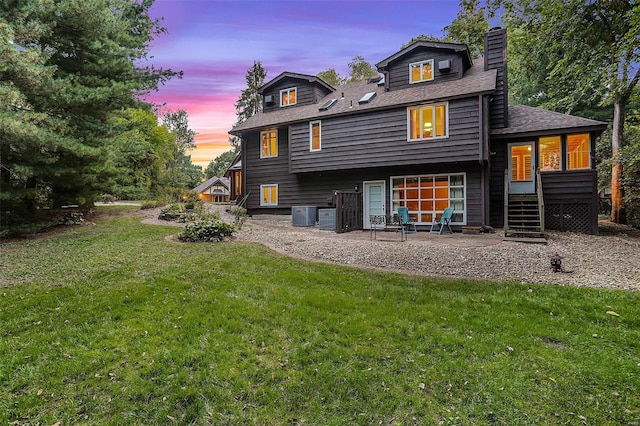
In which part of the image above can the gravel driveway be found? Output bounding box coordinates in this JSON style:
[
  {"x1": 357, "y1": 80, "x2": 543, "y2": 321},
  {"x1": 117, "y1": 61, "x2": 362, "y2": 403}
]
[{"x1": 144, "y1": 206, "x2": 640, "y2": 291}]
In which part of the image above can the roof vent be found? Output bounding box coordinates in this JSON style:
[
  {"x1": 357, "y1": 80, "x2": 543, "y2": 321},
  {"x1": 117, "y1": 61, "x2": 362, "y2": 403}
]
[
  {"x1": 358, "y1": 92, "x2": 376, "y2": 104},
  {"x1": 319, "y1": 98, "x2": 338, "y2": 111},
  {"x1": 438, "y1": 60, "x2": 451, "y2": 72},
  {"x1": 264, "y1": 95, "x2": 274, "y2": 104}
]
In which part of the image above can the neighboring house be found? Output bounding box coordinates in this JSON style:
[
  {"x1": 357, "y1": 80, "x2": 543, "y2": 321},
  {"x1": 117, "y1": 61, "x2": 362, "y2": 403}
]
[
  {"x1": 230, "y1": 28, "x2": 607, "y2": 234},
  {"x1": 193, "y1": 176, "x2": 230, "y2": 203}
]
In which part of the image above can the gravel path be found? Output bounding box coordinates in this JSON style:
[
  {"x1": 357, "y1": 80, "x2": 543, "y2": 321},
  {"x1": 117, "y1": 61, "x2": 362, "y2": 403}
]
[{"x1": 142, "y1": 206, "x2": 640, "y2": 291}]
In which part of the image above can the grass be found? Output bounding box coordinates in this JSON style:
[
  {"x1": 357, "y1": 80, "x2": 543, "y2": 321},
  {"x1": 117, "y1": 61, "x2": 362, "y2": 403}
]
[{"x1": 1, "y1": 206, "x2": 639, "y2": 425}]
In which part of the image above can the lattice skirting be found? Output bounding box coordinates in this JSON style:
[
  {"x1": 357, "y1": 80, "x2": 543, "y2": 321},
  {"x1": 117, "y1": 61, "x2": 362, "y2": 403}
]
[{"x1": 545, "y1": 203, "x2": 591, "y2": 233}]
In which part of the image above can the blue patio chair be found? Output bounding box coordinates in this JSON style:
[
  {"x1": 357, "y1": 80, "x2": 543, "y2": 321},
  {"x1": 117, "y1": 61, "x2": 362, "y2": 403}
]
[
  {"x1": 429, "y1": 207, "x2": 453, "y2": 234},
  {"x1": 397, "y1": 207, "x2": 417, "y2": 234}
]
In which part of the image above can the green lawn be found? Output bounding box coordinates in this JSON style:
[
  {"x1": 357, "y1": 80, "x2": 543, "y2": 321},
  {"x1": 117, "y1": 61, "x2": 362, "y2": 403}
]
[{"x1": 1, "y1": 207, "x2": 639, "y2": 425}]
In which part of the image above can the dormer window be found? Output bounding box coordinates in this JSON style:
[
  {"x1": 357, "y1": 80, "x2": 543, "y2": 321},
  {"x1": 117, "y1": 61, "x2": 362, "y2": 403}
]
[
  {"x1": 409, "y1": 59, "x2": 434, "y2": 84},
  {"x1": 280, "y1": 87, "x2": 297, "y2": 107}
]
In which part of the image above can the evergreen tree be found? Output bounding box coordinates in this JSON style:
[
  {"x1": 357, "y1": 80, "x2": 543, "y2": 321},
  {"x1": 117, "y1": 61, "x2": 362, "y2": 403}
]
[
  {"x1": 234, "y1": 60, "x2": 266, "y2": 124},
  {"x1": 0, "y1": 0, "x2": 179, "y2": 235}
]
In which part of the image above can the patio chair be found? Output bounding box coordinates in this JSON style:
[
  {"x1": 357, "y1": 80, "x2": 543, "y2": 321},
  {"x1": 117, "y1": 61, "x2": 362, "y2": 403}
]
[
  {"x1": 429, "y1": 207, "x2": 453, "y2": 234},
  {"x1": 397, "y1": 207, "x2": 417, "y2": 234}
]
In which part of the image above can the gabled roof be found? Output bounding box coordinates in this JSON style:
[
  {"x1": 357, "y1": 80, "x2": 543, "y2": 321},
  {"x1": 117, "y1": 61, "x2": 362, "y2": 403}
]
[
  {"x1": 491, "y1": 105, "x2": 608, "y2": 138},
  {"x1": 225, "y1": 152, "x2": 242, "y2": 172},
  {"x1": 193, "y1": 176, "x2": 229, "y2": 193},
  {"x1": 376, "y1": 40, "x2": 473, "y2": 72},
  {"x1": 258, "y1": 71, "x2": 335, "y2": 94},
  {"x1": 231, "y1": 59, "x2": 496, "y2": 135}
]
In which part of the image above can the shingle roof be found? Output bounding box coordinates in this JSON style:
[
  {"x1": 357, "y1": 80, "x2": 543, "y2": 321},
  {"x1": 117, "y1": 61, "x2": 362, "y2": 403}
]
[
  {"x1": 193, "y1": 176, "x2": 229, "y2": 193},
  {"x1": 376, "y1": 40, "x2": 472, "y2": 72},
  {"x1": 230, "y1": 60, "x2": 496, "y2": 135},
  {"x1": 258, "y1": 71, "x2": 334, "y2": 94},
  {"x1": 491, "y1": 105, "x2": 608, "y2": 137}
]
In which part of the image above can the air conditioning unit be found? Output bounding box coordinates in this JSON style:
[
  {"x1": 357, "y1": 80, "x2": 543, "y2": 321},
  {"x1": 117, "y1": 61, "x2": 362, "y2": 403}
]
[
  {"x1": 438, "y1": 60, "x2": 451, "y2": 72},
  {"x1": 264, "y1": 95, "x2": 274, "y2": 104},
  {"x1": 292, "y1": 206, "x2": 317, "y2": 227},
  {"x1": 318, "y1": 208, "x2": 336, "y2": 231}
]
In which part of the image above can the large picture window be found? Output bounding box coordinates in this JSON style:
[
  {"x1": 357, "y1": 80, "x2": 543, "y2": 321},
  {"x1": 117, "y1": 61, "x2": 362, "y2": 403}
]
[
  {"x1": 392, "y1": 174, "x2": 465, "y2": 224},
  {"x1": 409, "y1": 59, "x2": 434, "y2": 83},
  {"x1": 310, "y1": 120, "x2": 321, "y2": 151},
  {"x1": 260, "y1": 130, "x2": 278, "y2": 158},
  {"x1": 567, "y1": 133, "x2": 590, "y2": 170},
  {"x1": 408, "y1": 103, "x2": 448, "y2": 141},
  {"x1": 260, "y1": 184, "x2": 278, "y2": 206},
  {"x1": 280, "y1": 87, "x2": 297, "y2": 107}
]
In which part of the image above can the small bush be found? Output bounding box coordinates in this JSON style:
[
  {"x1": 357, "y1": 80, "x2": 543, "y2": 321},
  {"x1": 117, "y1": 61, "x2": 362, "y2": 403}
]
[
  {"x1": 230, "y1": 206, "x2": 247, "y2": 229},
  {"x1": 140, "y1": 200, "x2": 164, "y2": 210},
  {"x1": 177, "y1": 219, "x2": 234, "y2": 242},
  {"x1": 101, "y1": 194, "x2": 117, "y2": 203},
  {"x1": 158, "y1": 203, "x2": 185, "y2": 221},
  {"x1": 59, "y1": 212, "x2": 85, "y2": 226}
]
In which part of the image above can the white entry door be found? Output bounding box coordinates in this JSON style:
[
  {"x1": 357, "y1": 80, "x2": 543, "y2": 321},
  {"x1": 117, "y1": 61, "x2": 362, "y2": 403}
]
[
  {"x1": 508, "y1": 142, "x2": 536, "y2": 194},
  {"x1": 363, "y1": 180, "x2": 385, "y2": 229}
]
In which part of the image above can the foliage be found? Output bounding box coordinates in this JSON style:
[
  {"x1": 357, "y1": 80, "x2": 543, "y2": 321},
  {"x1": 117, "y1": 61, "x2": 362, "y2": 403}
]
[
  {"x1": 103, "y1": 107, "x2": 175, "y2": 199},
  {"x1": 234, "y1": 60, "x2": 267, "y2": 124},
  {"x1": 620, "y1": 125, "x2": 640, "y2": 228},
  {"x1": 205, "y1": 148, "x2": 238, "y2": 179},
  {"x1": 316, "y1": 68, "x2": 343, "y2": 86},
  {"x1": 161, "y1": 109, "x2": 203, "y2": 196},
  {"x1": 443, "y1": 0, "x2": 491, "y2": 58},
  {"x1": 316, "y1": 56, "x2": 379, "y2": 86},
  {"x1": 500, "y1": 0, "x2": 639, "y2": 223},
  {"x1": 229, "y1": 205, "x2": 247, "y2": 229},
  {"x1": 58, "y1": 211, "x2": 85, "y2": 226},
  {"x1": 177, "y1": 218, "x2": 234, "y2": 242},
  {"x1": 140, "y1": 199, "x2": 164, "y2": 210},
  {"x1": 1, "y1": 211, "x2": 639, "y2": 423},
  {"x1": 0, "y1": 0, "x2": 179, "y2": 236}
]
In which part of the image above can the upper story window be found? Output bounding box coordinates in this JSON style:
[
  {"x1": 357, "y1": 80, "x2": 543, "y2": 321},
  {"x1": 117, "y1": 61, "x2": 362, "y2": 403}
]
[
  {"x1": 409, "y1": 59, "x2": 434, "y2": 84},
  {"x1": 310, "y1": 120, "x2": 321, "y2": 151},
  {"x1": 260, "y1": 129, "x2": 278, "y2": 158},
  {"x1": 280, "y1": 87, "x2": 297, "y2": 107},
  {"x1": 407, "y1": 102, "x2": 448, "y2": 141}
]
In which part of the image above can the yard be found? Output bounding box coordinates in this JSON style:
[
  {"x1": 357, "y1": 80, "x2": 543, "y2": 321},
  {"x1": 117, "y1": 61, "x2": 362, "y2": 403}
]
[{"x1": 1, "y1": 206, "x2": 639, "y2": 424}]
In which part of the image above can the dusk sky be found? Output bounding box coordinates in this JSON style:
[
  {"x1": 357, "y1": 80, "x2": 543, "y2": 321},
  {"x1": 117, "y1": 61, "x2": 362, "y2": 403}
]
[{"x1": 145, "y1": 0, "x2": 467, "y2": 168}]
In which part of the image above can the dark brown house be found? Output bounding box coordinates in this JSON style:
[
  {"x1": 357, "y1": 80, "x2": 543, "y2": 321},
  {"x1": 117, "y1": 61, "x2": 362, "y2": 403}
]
[{"x1": 230, "y1": 28, "x2": 607, "y2": 234}]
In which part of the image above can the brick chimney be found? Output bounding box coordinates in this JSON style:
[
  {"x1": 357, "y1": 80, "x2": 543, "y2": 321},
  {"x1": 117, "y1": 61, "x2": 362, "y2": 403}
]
[{"x1": 484, "y1": 27, "x2": 508, "y2": 129}]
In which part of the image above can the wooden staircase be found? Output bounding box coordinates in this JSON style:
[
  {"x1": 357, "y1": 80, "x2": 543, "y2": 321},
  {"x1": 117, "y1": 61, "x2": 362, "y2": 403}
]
[
  {"x1": 505, "y1": 195, "x2": 544, "y2": 238},
  {"x1": 503, "y1": 169, "x2": 547, "y2": 243}
]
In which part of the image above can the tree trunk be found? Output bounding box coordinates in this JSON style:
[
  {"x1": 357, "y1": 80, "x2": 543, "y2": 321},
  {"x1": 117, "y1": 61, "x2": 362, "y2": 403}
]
[{"x1": 610, "y1": 98, "x2": 625, "y2": 223}]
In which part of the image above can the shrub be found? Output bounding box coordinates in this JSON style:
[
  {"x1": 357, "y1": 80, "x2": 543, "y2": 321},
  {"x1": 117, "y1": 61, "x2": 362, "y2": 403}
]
[
  {"x1": 230, "y1": 206, "x2": 247, "y2": 229},
  {"x1": 101, "y1": 194, "x2": 117, "y2": 203},
  {"x1": 140, "y1": 200, "x2": 164, "y2": 210},
  {"x1": 177, "y1": 219, "x2": 234, "y2": 242},
  {"x1": 158, "y1": 203, "x2": 185, "y2": 221},
  {"x1": 59, "y1": 211, "x2": 85, "y2": 226}
]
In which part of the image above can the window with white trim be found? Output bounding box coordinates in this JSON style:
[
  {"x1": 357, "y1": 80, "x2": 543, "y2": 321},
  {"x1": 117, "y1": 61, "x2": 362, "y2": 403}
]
[
  {"x1": 408, "y1": 102, "x2": 448, "y2": 141},
  {"x1": 260, "y1": 129, "x2": 278, "y2": 158},
  {"x1": 409, "y1": 59, "x2": 434, "y2": 83},
  {"x1": 310, "y1": 120, "x2": 321, "y2": 151},
  {"x1": 391, "y1": 174, "x2": 465, "y2": 224},
  {"x1": 260, "y1": 184, "x2": 278, "y2": 206},
  {"x1": 280, "y1": 87, "x2": 297, "y2": 107}
]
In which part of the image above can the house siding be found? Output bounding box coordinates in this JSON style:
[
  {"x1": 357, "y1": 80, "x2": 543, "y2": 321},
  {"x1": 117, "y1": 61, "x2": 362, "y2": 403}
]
[
  {"x1": 262, "y1": 78, "x2": 332, "y2": 112},
  {"x1": 385, "y1": 49, "x2": 463, "y2": 92},
  {"x1": 288, "y1": 97, "x2": 481, "y2": 173}
]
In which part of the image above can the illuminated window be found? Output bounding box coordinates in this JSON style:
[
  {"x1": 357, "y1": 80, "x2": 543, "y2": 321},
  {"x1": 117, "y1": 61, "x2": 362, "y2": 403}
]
[
  {"x1": 280, "y1": 87, "x2": 297, "y2": 107},
  {"x1": 392, "y1": 174, "x2": 465, "y2": 224},
  {"x1": 260, "y1": 130, "x2": 278, "y2": 158},
  {"x1": 408, "y1": 103, "x2": 448, "y2": 141},
  {"x1": 511, "y1": 145, "x2": 532, "y2": 181},
  {"x1": 409, "y1": 59, "x2": 434, "y2": 83},
  {"x1": 567, "y1": 133, "x2": 591, "y2": 170},
  {"x1": 539, "y1": 136, "x2": 561, "y2": 171},
  {"x1": 260, "y1": 184, "x2": 278, "y2": 206},
  {"x1": 310, "y1": 120, "x2": 321, "y2": 151}
]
